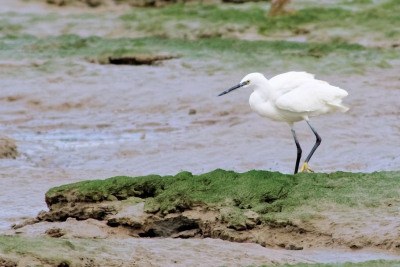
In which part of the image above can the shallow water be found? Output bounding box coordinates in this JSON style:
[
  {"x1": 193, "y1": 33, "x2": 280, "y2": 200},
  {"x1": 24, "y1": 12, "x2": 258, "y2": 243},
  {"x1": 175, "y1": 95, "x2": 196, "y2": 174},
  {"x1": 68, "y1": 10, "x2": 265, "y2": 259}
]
[
  {"x1": 13, "y1": 129, "x2": 157, "y2": 148},
  {"x1": 1, "y1": 59, "x2": 400, "y2": 229},
  {"x1": 288, "y1": 248, "x2": 400, "y2": 263},
  {"x1": 80, "y1": 238, "x2": 400, "y2": 265}
]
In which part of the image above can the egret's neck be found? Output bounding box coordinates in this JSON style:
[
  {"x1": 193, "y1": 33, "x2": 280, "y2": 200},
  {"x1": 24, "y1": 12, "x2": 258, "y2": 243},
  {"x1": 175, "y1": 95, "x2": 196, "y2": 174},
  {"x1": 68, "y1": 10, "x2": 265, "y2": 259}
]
[{"x1": 253, "y1": 78, "x2": 272, "y2": 100}]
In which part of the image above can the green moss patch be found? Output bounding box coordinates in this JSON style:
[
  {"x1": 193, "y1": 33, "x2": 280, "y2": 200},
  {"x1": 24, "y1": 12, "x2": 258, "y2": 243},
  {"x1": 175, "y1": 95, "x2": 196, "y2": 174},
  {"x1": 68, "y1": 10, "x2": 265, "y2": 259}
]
[
  {"x1": 46, "y1": 169, "x2": 400, "y2": 218},
  {"x1": 1, "y1": 235, "x2": 400, "y2": 266},
  {"x1": 118, "y1": 1, "x2": 399, "y2": 39},
  {"x1": 1, "y1": 34, "x2": 367, "y2": 58},
  {"x1": 0, "y1": 34, "x2": 397, "y2": 74},
  {"x1": 46, "y1": 169, "x2": 295, "y2": 214},
  {"x1": 0, "y1": 235, "x2": 73, "y2": 265}
]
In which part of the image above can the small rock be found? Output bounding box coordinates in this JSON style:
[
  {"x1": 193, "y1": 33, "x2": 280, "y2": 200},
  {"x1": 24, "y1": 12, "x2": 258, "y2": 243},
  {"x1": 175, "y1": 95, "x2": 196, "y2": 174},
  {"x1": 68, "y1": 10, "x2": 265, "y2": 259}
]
[
  {"x1": 144, "y1": 198, "x2": 160, "y2": 214},
  {"x1": 107, "y1": 195, "x2": 118, "y2": 201},
  {"x1": 57, "y1": 261, "x2": 70, "y2": 267},
  {"x1": 188, "y1": 109, "x2": 196, "y2": 115},
  {"x1": 107, "y1": 217, "x2": 143, "y2": 229},
  {"x1": 227, "y1": 221, "x2": 247, "y2": 231},
  {"x1": 0, "y1": 257, "x2": 18, "y2": 267},
  {"x1": 293, "y1": 28, "x2": 311, "y2": 35},
  {"x1": 285, "y1": 244, "x2": 303, "y2": 250},
  {"x1": 128, "y1": 0, "x2": 156, "y2": 7},
  {"x1": 244, "y1": 210, "x2": 260, "y2": 229},
  {"x1": 350, "y1": 244, "x2": 363, "y2": 249},
  {"x1": 46, "y1": 0, "x2": 67, "y2": 6},
  {"x1": 85, "y1": 0, "x2": 103, "y2": 6},
  {"x1": 149, "y1": 215, "x2": 199, "y2": 237},
  {"x1": 45, "y1": 227, "x2": 67, "y2": 238},
  {"x1": 0, "y1": 136, "x2": 18, "y2": 159},
  {"x1": 12, "y1": 217, "x2": 39, "y2": 229},
  {"x1": 108, "y1": 55, "x2": 178, "y2": 65},
  {"x1": 171, "y1": 229, "x2": 201, "y2": 239}
]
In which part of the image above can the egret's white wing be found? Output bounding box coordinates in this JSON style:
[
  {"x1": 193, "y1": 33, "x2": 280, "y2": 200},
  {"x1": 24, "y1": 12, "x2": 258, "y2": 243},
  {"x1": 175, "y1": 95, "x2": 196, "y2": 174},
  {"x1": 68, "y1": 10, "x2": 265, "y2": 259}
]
[
  {"x1": 269, "y1": 71, "x2": 315, "y2": 91},
  {"x1": 275, "y1": 80, "x2": 348, "y2": 113}
]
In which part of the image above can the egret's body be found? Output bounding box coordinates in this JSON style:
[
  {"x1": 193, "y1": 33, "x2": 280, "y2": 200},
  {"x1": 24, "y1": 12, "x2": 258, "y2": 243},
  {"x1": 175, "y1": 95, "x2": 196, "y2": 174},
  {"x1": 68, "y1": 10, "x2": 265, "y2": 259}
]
[{"x1": 218, "y1": 72, "x2": 348, "y2": 174}]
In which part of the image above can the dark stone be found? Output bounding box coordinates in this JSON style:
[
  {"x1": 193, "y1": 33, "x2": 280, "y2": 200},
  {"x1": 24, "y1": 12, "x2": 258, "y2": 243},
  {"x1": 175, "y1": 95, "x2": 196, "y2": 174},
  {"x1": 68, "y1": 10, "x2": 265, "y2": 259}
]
[
  {"x1": 0, "y1": 257, "x2": 18, "y2": 267},
  {"x1": 285, "y1": 244, "x2": 303, "y2": 250},
  {"x1": 142, "y1": 215, "x2": 200, "y2": 237},
  {"x1": 12, "y1": 217, "x2": 39, "y2": 229},
  {"x1": 108, "y1": 55, "x2": 178, "y2": 66},
  {"x1": 45, "y1": 227, "x2": 67, "y2": 238}
]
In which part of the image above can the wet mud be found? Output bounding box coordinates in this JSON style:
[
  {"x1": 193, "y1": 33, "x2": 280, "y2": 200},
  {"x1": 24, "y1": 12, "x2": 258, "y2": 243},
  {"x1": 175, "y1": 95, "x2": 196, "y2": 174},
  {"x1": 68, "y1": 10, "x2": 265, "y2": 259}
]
[{"x1": 1, "y1": 1, "x2": 400, "y2": 266}]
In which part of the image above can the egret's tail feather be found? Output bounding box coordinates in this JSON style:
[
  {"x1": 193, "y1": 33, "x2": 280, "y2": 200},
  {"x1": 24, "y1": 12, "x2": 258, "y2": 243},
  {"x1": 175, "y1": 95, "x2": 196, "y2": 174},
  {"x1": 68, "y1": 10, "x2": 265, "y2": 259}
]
[
  {"x1": 328, "y1": 102, "x2": 349, "y2": 113},
  {"x1": 338, "y1": 105, "x2": 349, "y2": 113}
]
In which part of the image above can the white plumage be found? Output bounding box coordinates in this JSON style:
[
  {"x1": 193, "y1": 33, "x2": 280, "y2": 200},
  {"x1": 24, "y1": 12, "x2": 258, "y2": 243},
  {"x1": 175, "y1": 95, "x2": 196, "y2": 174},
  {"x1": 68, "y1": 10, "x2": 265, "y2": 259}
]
[
  {"x1": 218, "y1": 71, "x2": 349, "y2": 174},
  {"x1": 247, "y1": 72, "x2": 348, "y2": 122}
]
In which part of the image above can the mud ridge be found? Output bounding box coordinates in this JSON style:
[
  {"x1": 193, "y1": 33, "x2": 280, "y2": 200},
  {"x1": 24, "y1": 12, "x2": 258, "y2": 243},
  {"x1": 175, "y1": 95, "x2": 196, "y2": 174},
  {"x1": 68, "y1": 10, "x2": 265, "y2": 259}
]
[{"x1": 23, "y1": 196, "x2": 339, "y2": 251}]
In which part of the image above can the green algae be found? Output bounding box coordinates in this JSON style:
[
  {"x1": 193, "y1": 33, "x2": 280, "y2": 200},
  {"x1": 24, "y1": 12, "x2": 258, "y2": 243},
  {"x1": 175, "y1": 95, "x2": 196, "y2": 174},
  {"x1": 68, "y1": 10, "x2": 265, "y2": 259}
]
[
  {"x1": 119, "y1": 0, "x2": 399, "y2": 39},
  {"x1": 0, "y1": 34, "x2": 367, "y2": 59},
  {"x1": 39, "y1": 169, "x2": 400, "y2": 261},
  {"x1": 1, "y1": 235, "x2": 399, "y2": 266},
  {"x1": 0, "y1": 34, "x2": 397, "y2": 74},
  {"x1": 46, "y1": 169, "x2": 295, "y2": 214},
  {"x1": 0, "y1": 235, "x2": 73, "y2": 265},
  {"x1": 46, "y1": 169, "x2": 400, "y2": 217}
]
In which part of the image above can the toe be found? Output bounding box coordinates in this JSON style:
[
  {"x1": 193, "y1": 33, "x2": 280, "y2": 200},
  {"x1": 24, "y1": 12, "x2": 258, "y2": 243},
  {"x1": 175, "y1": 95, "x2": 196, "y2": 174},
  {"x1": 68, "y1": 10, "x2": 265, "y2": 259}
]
[{"x1": 300, "y1": 162, "x2": 314, "y2": 173}]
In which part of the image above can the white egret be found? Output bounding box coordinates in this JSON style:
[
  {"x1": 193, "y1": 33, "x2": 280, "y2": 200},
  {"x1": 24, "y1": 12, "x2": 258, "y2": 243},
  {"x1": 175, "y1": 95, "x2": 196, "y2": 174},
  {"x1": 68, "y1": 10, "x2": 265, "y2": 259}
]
[{"x1": 218, "y1": 72, "x2": 348, "y2": 174}]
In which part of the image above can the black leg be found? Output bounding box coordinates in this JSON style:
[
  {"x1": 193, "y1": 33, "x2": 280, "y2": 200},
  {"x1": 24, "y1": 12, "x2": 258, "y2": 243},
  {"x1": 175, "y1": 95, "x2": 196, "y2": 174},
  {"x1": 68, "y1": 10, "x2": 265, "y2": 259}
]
[
  {"x1": 305, "y1": 121, "x2": 322, "y2": 163},
  {"x1": 291, "y1": 129, "x2": 302, "y2": 174}
]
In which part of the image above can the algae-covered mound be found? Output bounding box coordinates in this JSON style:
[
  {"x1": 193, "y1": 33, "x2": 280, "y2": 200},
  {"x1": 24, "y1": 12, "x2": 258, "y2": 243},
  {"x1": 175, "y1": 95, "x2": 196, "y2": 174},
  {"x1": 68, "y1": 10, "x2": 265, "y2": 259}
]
[
  {"x1": 45, "y1": 169, "x2": 295, "y2": 215},
  {"x1": 31, "y1": 169, "x2": 400, "y2": 249},
  {"x1": 45, "y1": 169, "x2": 400, "y2": 219}
]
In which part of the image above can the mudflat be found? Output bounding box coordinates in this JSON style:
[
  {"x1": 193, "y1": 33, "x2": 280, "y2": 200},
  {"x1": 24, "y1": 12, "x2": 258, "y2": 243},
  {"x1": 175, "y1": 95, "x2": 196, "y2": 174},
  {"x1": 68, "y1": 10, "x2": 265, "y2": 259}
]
[{"x1": 1, "y1": 0, "x2": 400, "y2": 266}]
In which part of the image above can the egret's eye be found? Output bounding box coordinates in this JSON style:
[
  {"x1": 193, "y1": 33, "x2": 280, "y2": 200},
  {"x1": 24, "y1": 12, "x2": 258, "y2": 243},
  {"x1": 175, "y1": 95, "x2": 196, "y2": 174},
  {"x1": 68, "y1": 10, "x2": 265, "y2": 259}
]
[{"x1": 246, "y1": 80, "x2": 250, "y2": 84}]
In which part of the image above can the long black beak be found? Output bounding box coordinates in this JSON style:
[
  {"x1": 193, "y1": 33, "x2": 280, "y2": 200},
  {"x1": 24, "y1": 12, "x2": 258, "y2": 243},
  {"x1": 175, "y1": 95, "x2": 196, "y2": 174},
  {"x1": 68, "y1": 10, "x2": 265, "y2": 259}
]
[{"x1": 218, "y1": 82, "x2": 246, "y2": 96}]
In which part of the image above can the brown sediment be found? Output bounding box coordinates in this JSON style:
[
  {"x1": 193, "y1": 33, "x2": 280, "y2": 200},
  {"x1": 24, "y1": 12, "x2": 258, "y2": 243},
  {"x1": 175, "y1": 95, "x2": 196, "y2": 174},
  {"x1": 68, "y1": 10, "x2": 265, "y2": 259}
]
[
  {"x1": 0, "y1": 136, "x2": 18, "y2": 159},
  {"x1": 108, "y1": 55, "x2": 180, "y2": 66},
  {"x1": 12, "y1": 186, "x2": 398, "y2": 254}
]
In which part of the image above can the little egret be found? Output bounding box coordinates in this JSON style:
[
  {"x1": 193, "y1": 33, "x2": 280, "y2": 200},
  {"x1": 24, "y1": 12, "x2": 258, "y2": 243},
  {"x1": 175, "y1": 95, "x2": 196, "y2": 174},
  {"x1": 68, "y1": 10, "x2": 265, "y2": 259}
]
[{"x1": 218, "y1": 72, "x2": 348, "y2": 174}]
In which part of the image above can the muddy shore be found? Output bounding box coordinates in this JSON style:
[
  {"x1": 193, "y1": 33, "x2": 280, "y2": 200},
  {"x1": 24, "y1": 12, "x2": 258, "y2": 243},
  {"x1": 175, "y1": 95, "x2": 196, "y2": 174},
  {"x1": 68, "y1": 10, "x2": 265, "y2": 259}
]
[{"x1": 1, "y1": 0, "x2": 400, "y2": 266}]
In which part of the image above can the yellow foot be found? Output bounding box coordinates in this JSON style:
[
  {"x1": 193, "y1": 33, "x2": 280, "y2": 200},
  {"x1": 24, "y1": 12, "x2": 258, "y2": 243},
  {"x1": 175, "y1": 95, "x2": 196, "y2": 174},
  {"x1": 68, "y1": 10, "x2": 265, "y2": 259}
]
[{"x1": 299, "y1": 162, "x2": 314, "y2": 173}]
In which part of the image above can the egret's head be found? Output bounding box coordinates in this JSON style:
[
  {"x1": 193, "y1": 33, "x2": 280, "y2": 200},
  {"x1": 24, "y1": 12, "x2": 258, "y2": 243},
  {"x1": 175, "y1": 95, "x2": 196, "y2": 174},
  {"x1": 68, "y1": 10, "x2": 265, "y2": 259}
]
[{"x1": 218, "y1": 72, "x2": 266, "y2": 96}]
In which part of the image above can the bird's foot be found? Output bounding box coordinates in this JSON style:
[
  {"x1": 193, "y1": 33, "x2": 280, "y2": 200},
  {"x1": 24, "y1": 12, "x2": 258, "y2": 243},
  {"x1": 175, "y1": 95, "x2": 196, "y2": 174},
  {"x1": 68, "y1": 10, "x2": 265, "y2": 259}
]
[{"x1": 299, "y1": 162, "x2": 314, "y2": 173}]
